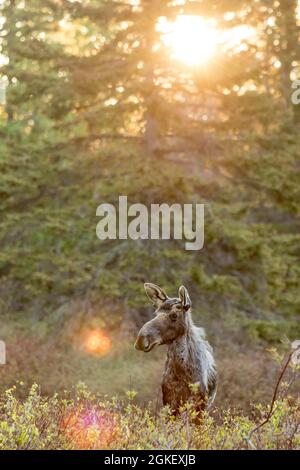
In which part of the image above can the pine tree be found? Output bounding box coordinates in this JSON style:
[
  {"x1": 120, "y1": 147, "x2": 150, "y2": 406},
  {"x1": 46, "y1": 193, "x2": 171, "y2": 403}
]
[
  {"x1": 60, "y1": 0, "x2": 262, "y2": 155},
  {"x1": 1, "y1": 0, "x2": 71, "y2": 126},
  {"x1": 240, "y1": 0, "x2": 300, "y2": 122}
]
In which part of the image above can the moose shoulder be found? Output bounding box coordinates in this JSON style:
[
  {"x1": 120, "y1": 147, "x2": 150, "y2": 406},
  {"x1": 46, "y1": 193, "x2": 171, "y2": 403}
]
[{"x1": 135, "y1": 283, "x2": 217, "y2": 415}]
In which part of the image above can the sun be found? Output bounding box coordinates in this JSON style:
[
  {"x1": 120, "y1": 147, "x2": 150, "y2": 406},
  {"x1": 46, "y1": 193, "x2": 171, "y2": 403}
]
[
  {"x1": 157, "y1": 15, "x2": 256, "y2": 67},
  {"x1": 158, "y1": 15, "x2": 219, "y2": 66}
]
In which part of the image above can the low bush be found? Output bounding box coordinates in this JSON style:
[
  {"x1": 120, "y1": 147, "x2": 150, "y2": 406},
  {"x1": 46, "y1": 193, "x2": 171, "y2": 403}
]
[{"x1": 0, "y1": 381, "x2": 299, "y2": 450}]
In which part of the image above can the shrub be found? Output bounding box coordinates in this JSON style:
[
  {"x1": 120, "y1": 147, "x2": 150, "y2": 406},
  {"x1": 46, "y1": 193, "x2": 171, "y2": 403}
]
[{"x1": 0, "y1": 382, "x2": 299, "y2": 450}]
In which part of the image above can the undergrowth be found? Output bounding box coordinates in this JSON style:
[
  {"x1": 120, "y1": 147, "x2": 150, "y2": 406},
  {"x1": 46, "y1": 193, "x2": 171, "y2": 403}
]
[{"x1": 0, "y1": 380, "x2": 298, "y2": 450}]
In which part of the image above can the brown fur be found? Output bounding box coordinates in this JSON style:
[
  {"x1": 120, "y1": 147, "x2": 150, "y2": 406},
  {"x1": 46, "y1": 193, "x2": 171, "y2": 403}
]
[{"x1": 135, "y1": 283, "x2": 217, "y2": 415}]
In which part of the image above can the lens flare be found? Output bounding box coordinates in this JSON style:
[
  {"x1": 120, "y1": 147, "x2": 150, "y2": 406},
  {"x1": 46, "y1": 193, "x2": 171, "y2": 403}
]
[
  {"x1": 85, "y1": 330, "x2": 112, "y2": 355},
  {"x1": 62, "y1": 407, "x2": 117, "y2": 449}
]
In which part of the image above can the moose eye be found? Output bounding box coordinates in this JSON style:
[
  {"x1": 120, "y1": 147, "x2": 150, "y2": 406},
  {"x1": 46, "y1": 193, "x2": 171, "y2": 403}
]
[
  {"x1": 170, "y1": 313, "x2": 178, "y2": 321},
  {"x1": 176, "y1": 304, "x2": 182, "y2": 310}
]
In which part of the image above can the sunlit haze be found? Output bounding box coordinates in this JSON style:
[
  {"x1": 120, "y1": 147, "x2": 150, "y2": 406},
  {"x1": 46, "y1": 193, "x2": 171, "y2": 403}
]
[
  {"x1": 158, "y1": 16, "x2": 218, "y2": 66},
  {"x1": 158, "y1": 15, "x2": 256, "y2": 66}
]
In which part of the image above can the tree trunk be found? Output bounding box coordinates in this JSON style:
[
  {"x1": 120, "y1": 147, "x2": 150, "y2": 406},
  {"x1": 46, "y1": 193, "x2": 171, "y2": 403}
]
[{"x1": 142, "y1": 0, "x2": 160, "y2": 157}]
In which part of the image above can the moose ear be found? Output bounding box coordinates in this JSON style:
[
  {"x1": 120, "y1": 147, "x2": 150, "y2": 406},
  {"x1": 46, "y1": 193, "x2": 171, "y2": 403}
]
[
  {"x1": 144, "y1": 283, "x2": 168, "y2": 306},
  {"x1": 178, "y1": 286, "x2": 192, "y2": 311}
]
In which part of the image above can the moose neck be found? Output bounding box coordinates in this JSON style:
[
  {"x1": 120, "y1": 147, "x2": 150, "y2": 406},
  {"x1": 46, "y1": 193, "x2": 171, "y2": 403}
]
[
  {"x1": 167, "y1": 312, "x2": 197, "y2": 365},
  {"x1": 165, "y1": 311, "x2": 211, "y2": 395},
  {"x1": 164, "y1": 312, "x2": 215, "y2": 396}
]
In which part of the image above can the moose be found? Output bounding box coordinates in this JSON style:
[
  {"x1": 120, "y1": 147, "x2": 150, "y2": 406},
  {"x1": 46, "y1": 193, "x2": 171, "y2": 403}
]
[{"x1": 135, "y1": 283, "x2": 217, "y2": 415}]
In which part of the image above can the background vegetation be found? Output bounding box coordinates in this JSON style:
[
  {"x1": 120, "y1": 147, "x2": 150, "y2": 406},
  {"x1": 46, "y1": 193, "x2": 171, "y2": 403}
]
[{"x1": 0, "y1": 0, "x2": 300, "y2": 449}]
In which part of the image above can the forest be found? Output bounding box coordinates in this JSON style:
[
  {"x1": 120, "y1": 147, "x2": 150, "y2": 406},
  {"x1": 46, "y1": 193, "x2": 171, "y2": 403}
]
[{"x1": 0, "y1": 0, "x2": 300, "y2": 450}]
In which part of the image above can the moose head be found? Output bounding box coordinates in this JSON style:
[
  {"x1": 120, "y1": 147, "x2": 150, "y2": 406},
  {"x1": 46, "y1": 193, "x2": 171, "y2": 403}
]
[{"x1": 134, "y1": 283, "x2": 192, "y2": 352}]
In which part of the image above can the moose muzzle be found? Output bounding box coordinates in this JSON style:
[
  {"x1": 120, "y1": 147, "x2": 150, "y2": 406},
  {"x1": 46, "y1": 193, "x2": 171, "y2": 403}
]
[{"x1": 134, "y1": 322, "x2": 161, "y2": 352}]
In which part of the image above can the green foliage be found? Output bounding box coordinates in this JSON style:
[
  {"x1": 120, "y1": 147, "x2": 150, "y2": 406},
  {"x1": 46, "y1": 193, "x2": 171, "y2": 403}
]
[
  {"x1": 245, "y1": 320, "x2": 300, "y2": 343},
  {"x1": 0, "y1": 383, "x2": 69, "y2": 449},
  {"x1": 0, "y1": 383, "x2": 299, "y2": 450}
]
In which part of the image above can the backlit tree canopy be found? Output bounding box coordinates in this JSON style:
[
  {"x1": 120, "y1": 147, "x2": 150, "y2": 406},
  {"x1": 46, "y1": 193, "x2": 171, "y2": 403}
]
[{"x1": 0, "y1": 0, "x2": 299, "y2": 342}]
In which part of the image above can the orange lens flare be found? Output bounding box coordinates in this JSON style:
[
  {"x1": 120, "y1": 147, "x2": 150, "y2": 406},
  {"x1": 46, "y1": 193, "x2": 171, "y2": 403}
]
[
  {"x1": 62, "y1": 408, "x2": 116, "y2": 449},
  {"x1": 85, "y1": 330, "x2": 112, "y2": 355}
]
